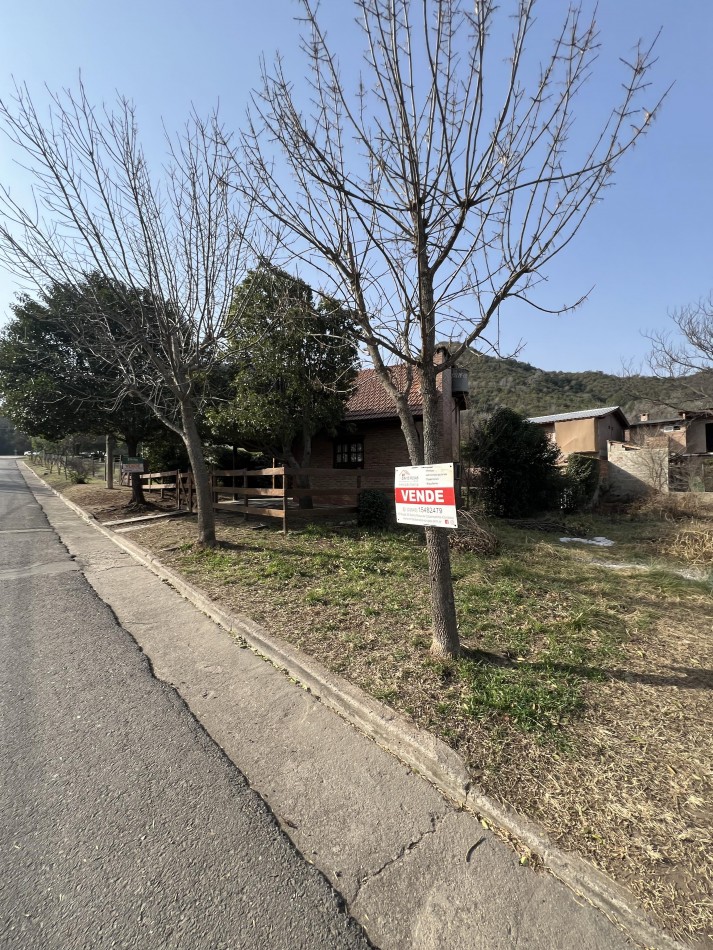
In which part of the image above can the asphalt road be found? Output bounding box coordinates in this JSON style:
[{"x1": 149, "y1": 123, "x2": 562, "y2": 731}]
[{"x1": 0, "y1": 458, "x2": 371, "y2": 950}]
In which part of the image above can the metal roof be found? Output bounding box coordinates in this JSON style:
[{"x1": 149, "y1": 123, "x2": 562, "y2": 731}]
[
  {"x1": 527, "y1": 406, "x2": 626, "y2": 425},
  {"x1": 628, "y1": 416, "x2": 684, "y2": 427}
]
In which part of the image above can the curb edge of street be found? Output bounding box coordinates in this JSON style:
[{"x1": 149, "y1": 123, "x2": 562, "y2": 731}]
[{"x1": 23, "y1": 465, "x2": 690, "y2": 950}]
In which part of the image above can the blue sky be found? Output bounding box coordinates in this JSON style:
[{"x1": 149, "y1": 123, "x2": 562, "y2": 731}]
[{"x1": 0, "y1": 0, "x2": 710, "y2": 375}]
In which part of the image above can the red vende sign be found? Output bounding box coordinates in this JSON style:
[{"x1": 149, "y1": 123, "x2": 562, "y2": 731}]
[
  {"x1": 395, "y1": 486, "x2": 456, "y2": 506},
  {"x1": 394, "y1": 463, "x2": 458, "y2": 528}
]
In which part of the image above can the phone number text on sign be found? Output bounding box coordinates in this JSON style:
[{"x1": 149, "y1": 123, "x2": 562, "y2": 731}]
[{"x1": 394, "y1": 463, "x2": 458, "y2": 528}]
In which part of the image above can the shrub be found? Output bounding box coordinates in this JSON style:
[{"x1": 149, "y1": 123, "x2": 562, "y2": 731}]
[
  {"x1": 561, "y1": 454, "x2": 600, "y2": 512},
  {"x1": 357, "y1": 489, "x2": 393, "y2": 529},
  {"x1": 67, "y1": 462, "x2": 88, "y2": 484},
  {"x1": 463, "y1": 408, "x2": 561, "y2": 517}
]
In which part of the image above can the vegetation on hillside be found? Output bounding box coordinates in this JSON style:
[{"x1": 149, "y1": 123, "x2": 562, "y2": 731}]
[{"x1": 460, "y1": 349, "x2": 710, "y2": 424}]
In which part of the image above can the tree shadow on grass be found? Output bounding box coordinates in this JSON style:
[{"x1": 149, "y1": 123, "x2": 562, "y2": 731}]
[{"x1": 460, "y1": 647, "x2": 713, "y2": 691}]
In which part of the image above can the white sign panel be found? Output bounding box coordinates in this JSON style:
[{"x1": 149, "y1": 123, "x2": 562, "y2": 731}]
[{"x1": 394, "y1": 463, "x2": 458, "y2": 529}]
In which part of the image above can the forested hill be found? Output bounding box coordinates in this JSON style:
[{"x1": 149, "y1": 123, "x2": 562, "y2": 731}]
[{"x1": 458, "y1": 350, "x2": 706, "y2": 421}]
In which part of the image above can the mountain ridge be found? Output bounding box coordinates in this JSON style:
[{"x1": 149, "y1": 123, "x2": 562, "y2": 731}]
[{"x1": 458, "y1": 350, "x2": 711, "y2": 422}]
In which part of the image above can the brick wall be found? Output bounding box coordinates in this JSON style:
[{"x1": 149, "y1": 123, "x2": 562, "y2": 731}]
[{"x1": 606, "y1": 440, "x2": 669, "y2": 498}]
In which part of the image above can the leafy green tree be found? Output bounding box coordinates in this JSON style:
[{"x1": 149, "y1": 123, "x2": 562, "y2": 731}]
[
  {"x1": 0, "y1": 415, "x2": 30, "y2": 455},
  {"x1": 0, "y1": 280, "x2": 164, "y2": 504},
  {"x1": 465, "y1": 408, "x2": 561, "y2": 517},
  {"x1": 209, "y1": 266, "x2": 358, "y2": 505}
]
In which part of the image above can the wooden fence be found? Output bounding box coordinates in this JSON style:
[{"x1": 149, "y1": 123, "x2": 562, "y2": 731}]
[{"x1": 138, "y1": 466, "x2": 395, "y2": 533}]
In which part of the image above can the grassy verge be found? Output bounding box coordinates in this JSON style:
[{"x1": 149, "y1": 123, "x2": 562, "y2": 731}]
[
  {"x1": 37, "y1": 472, "x2": 713, "y2": 944},
  {"x1": 25, "y1": 460, "x2": 175, "y2": 521},
  {"x1": 26, "y1": 461, "x2": 107, "y2": 493}
]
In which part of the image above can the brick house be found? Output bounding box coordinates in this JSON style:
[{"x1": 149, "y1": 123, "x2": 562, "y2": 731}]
[
  {"x1": 309, "y1": 355, "x2": 469, "y2": 480},
  {"x1": 527, "y1": 406, "x2": 629, "y2": 460}
]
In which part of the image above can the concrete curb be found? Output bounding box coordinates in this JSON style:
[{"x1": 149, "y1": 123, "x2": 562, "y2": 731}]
[{"x1": 23, "y1": 464, "x2": 689, "y2": 950}]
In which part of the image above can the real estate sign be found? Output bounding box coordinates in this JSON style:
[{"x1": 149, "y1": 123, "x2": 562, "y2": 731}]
[
  {"x1": 120, "y1": 455, "x2": 145, "y2": 474},
  {"x1": 394, "y1": 462, "x2": 458, "y2": 528}
]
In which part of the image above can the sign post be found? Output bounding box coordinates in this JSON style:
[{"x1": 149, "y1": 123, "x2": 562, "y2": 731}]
[{"x1": 394, "y1": 462, "x2": 458, "y2": 529}]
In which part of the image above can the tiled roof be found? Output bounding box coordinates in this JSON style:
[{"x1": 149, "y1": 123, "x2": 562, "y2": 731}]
[
  {"x1": 528, "y1": 406, "x2": 627, "y2": 425},
  {"x1": 345, "y1": 366, "x2": 424, "y2": 420}
]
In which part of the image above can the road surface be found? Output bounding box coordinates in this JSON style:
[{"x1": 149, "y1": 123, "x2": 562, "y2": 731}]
[{"x1": 0, "y1": 458, "x2": 371, "y2": 950}]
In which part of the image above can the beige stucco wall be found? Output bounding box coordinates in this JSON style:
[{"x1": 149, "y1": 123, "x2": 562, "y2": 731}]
[
  {"x1": 596, "y1": 414, "x2": 626, "y2": 457},
  {"x1": 550, "y1": 414, "x2": 625, "y2": 458},
  {"x1": 553, "y1": 418, "x2": 597, "y2": 456},
  {"x1": 628, "y1": 417, "x2": 713, "y2": 454},
  {"x1": 630, "y1": 423, "x2": 687, "y2": 451}
]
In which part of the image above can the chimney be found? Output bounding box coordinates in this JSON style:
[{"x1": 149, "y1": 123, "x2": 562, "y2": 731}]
[
  {"x1": 434, "y1": 342, "x2": 450, "y2": 365},
  {"x1": 639, "y1": 412, "x2": 649, "y2": 422}
]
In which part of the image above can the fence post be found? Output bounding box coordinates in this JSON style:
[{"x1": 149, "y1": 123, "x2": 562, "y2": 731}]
[{"x1": 283, "y1": 466, "x2": 288, "y2": 536}]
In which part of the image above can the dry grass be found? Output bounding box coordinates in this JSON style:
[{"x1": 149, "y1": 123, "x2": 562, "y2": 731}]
[
  {"x1": 40, "y1": 472, "x2": 713, "y2": 946},
  {"x1": 448, "y1": 509, "x2": 500, "y2": 555},
  {"x1": 629, "y1": 490, "x2": 713, "y2": 523},
  {"x1": 659, "y1": 527, "x2": 713, "y2": 565},
  {"x1": 27, "y1": 463, "x2": 177, "y2": 522}
]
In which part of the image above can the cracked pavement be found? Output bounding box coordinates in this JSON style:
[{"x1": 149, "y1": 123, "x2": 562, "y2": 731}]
[{"x1": 11, "y1": 460, "x2": 648, "y2": 949}]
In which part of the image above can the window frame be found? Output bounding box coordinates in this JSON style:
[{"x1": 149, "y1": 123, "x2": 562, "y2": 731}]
[{"x1": 333, "y1": 436, "x2": 364, "y2": 469}]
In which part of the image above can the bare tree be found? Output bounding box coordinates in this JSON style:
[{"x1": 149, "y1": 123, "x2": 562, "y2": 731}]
[
  {"x1": 646, "y1": 294, "x2": 713, "y2": 405},
  {"x1": 0, "y1": 81, "x2": 259, "y2": 545},
  {"x1": 240, "y1": 0, "x2": 666, "y2": 656}
]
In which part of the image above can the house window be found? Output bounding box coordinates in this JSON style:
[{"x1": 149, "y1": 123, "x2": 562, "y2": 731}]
[{"x1": 334, "y1": 437, "x2": 364, "y2": 468}]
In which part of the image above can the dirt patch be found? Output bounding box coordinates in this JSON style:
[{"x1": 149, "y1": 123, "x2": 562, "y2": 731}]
[{"x1": 38, "y1": 476, "x2": 180, "y2": 523}]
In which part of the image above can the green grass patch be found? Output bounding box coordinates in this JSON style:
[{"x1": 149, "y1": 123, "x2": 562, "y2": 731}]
[
  {"x1": 142, "y1": 515, "x2": 709, "y2": 747},
  {"x1": 459, "y1": 658, "x2": 585, "y2": 737}
]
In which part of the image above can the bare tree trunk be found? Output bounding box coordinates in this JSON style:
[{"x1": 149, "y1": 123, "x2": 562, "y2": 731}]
[
  {"x1": 285, "y1": 446, "x2": 313, "y2": 510},
  {"x1": 105, "y1": 435, "x2": 114, "y2": 489},
  {"x1": 298, "y1": 426, "x2": 313, "y2": 510},
  {"x1": 0, "y1": 87, "x2": 256, "y2": 551},
  {"x1": 125, "y1": 438, "x2": 146, "y2": 506},
  {"x1": 179, "y1": 399, "x2": 217, "y2": 547},
  {"x1": 421, "y1": 364, "x2": 460, "y2": 658}
]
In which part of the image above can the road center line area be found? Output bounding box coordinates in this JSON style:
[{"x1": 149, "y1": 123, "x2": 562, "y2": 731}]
[{"x1": 0, "y1": 528, "x2": 54, "y2": 533}]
